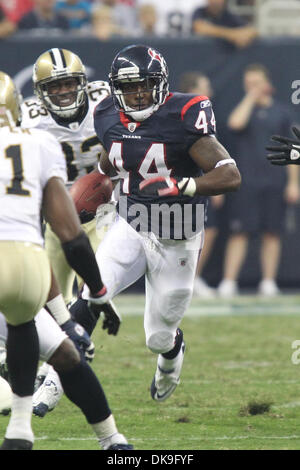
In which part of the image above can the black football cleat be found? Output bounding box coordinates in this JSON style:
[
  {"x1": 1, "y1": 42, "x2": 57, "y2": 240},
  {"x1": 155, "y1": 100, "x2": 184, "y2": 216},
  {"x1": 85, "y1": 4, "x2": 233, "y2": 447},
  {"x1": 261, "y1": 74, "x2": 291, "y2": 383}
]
[
  {"x1": 107, "y1": 443, "x2": 134, "y2": 450},
  {"x1": 0, "y1": 438, "x2": 33, "y2": 450},
  {"x1": 107, "y1": 444, "x2": 133, "y2": 450}
]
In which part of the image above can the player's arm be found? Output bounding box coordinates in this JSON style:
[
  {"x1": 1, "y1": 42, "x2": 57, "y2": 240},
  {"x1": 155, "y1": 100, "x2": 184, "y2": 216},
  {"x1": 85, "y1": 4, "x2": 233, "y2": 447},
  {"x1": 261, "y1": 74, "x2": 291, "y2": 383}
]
[
  {"x1": 44, "y1": 179, "x2": 120, "y2": 335},
  {"x1": 46, "y1": 268, "x2": 94, "y2": 360},
  {"x1": 99, "y1": 147, "x2": 120, "y2": 188},
  {"x1": 42, "y1": 176, "x2": 108, "y2": 301},
  {"x1": 140, "y1": 136, "x2": 240, "y2": 197},
  {"x1": 187, "y1": 135, "x2": 241, "y2": 195},
  {"x1": 140, "y1": 97, "x2": 241, "y2": 198}
]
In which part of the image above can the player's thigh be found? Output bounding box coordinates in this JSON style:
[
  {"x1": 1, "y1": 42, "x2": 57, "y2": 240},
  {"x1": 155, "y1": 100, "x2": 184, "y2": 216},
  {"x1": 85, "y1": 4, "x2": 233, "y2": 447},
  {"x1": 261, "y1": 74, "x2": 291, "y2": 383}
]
[
  {"x1": 35, "y1": 308, "x2": 67, "y2": 362},
  {"x1": 144, "y1": 233, "x2": 202, "y2": 353},
  {"x1": 83, "y1": 216, "x2": 147, "y2": 298},
  {"x1": 0, "y1": 242, "x2": 51, "y2": 326}
]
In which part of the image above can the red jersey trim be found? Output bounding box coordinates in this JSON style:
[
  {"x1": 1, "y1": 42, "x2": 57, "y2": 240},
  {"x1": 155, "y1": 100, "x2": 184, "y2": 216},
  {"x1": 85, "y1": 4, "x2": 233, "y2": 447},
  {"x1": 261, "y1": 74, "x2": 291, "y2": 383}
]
[
  {"x1": 164, "y1": 92, "x2": 173, "y2": 104},
  {"x1": 119, "y1": 111, "x2": 142, "y2": 129},
  {"x1": 181, "y1": 95, "x2": 209, "y2": 121}
]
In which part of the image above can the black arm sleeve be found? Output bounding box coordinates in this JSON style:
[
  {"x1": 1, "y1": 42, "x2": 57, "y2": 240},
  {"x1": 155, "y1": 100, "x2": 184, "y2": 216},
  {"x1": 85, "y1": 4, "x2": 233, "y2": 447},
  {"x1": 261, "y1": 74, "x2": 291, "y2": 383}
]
[{"x1": 61, "y1": 231, "x2": 103, "y2": 295}]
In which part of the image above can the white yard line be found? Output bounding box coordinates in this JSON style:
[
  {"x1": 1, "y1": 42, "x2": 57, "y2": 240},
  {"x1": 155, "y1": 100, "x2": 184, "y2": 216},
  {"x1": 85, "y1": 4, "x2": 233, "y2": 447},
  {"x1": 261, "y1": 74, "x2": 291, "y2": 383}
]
[{"x1": 113, "y1": 295, "x2": 300, "y2": 318}]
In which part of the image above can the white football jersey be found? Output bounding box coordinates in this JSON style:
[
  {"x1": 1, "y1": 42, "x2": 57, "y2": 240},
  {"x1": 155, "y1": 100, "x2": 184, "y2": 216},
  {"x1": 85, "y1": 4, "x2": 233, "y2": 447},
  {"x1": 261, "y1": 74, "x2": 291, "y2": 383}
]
[
  {"x1": 0, "y1": 126, "x2": 67, "y2": 246},
  {"x1": 21, "y1": 80, "x2": 110, "y2": 183}
]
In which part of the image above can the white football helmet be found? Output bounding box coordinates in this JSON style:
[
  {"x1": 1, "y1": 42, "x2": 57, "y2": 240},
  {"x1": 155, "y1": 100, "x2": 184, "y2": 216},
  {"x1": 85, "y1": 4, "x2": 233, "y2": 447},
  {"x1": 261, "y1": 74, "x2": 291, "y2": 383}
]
[
  {"x1": 0, "y1": 71, "x2": 22, "y2": 128},
  {"x1": 33, "y1": 48, "x2": 87, "y2": 119}
]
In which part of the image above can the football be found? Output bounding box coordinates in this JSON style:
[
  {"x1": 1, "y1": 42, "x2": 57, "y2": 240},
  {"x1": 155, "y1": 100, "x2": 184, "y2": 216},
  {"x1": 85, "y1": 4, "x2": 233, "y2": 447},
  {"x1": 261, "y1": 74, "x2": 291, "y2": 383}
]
[
  {"x1": 0, "y1": 376, "x2": 12, "y2": 415},
  {"x1": 69, "y1": 172, "x2": 113, "y2": 223}
]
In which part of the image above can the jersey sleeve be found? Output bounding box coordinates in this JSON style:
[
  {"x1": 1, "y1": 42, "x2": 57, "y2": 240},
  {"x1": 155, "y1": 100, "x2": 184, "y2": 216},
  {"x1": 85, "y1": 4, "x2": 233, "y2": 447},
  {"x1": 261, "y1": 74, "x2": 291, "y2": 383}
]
[
  {"x1": 87, "y1": 80, "x2": 111, "y2": 105},
  {"x1": 181, "y1": 96, "x2": 216, "y2": 145},
  {"x1": 36, "y1": 131, "x2": 67, "y2": 188},
  {"x1": 21, "y1": 100, "x2": 48, "y2": 129}
]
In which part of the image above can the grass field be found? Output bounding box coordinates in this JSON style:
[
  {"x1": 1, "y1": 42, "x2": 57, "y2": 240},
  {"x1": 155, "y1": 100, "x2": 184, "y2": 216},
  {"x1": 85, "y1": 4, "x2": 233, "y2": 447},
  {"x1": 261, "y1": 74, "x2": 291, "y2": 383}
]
[{"x1": 2, "y1": 293, "x2": 300, "y2": 451}]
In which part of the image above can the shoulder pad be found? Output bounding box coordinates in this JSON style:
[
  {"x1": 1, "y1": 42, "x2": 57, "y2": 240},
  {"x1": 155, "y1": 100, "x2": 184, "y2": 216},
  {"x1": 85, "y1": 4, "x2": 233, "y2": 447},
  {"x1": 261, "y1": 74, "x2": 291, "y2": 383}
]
[
  {"x1": 21, "y1": 99, "x2": 49, "y2": 128},
  {"x1": 87, "y1": 80, "x2": 110, "y2": 104},
  {"x1": 170, "y1": 93, "x2": 216, "y2": 137}
]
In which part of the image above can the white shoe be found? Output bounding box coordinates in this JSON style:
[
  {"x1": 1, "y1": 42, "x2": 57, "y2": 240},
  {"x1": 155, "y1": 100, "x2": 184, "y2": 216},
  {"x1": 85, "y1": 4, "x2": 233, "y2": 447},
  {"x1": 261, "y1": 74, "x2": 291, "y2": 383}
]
[
  {"x1": 151, "y1": 330, "x2": 185, "y2": 402},
  {"x1": 34, "y1": 362, "x2": 50, "y2": 393},
  {"x1": 32, "y1": 378, "x2": 63, "y2": 417},
  {"x1": 193, "y1": 277, "x2": 216, "y2": 298},
  {"x1": 258, "y1": 279, "x2": 280, "y2": 296},
  {"x1": 218, "y1": 279, "x2": 238, "y2": 298}
]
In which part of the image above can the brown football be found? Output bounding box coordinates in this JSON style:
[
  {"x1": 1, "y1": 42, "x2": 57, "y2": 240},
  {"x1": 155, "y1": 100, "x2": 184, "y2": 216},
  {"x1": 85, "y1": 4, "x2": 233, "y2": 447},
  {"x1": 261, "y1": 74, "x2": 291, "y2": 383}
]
[{"x1": 69, "y1": 171, "x2": 113, "y2": 217}]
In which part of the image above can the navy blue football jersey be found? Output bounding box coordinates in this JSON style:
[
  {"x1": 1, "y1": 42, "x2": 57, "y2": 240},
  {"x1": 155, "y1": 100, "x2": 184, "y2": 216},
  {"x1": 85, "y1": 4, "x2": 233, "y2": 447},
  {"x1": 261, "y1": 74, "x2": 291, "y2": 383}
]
[{"x1": 94, "y1": 92, "x2": 216, "y2": 239}]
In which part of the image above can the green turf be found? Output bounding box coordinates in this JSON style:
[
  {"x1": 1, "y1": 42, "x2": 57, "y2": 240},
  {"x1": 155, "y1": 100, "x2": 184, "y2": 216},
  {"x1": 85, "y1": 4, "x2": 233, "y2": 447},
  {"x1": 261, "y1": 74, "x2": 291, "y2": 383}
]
[{"x1": 2, "y1": 294, "x2": 300, "y2": 450}]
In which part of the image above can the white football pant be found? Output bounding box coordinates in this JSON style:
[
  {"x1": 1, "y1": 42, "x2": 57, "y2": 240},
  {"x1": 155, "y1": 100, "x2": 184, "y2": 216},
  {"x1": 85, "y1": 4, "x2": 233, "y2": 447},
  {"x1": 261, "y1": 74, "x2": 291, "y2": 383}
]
[
  {"x1": 82, "y1": 216, "x2": 203, "y2": 354},
  {"x1": 0, "y1": 309, "x2": 67, "y2": 362}
]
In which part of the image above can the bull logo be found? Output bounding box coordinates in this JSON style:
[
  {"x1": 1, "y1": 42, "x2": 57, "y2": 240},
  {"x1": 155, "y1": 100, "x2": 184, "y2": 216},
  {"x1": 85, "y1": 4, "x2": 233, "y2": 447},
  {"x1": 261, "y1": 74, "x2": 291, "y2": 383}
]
[{"x1": 148, "y1": 48, "x2": 167, "y2": 74}]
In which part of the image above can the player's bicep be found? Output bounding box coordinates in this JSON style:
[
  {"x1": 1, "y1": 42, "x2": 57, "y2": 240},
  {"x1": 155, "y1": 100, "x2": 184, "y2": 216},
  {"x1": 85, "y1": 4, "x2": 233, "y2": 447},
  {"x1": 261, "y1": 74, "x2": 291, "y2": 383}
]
[{"x1": 189, "y1": 135, "x2": 232, "y2": 173}]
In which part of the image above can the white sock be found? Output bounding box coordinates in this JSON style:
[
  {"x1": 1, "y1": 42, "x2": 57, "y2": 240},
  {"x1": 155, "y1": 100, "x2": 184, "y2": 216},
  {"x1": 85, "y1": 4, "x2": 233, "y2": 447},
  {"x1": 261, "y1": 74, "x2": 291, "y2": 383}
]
[
  {"x1": 158, "y1": 346, "x2": 183, "y2": 371},
  {"x1": 91, "y1": 414, "x2": 127, "y2": 449},
  {"x1": 158, "y1": 350, "x2": 181, "y2": 370},
  {"x1": 5, "y1": 394, "x2": 34, "y2": 442}
]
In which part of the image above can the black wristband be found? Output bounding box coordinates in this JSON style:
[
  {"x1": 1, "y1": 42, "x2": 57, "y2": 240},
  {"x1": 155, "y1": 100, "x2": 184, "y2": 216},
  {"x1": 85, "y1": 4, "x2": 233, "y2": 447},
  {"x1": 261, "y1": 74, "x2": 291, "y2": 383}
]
[{"x1": 62, "y1": 232, "x2": 103, "y2": 295}]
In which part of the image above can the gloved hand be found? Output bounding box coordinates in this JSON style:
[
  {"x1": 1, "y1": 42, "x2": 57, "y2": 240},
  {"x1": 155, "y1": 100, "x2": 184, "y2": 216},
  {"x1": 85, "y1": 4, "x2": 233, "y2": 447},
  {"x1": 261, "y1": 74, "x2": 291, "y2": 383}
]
[
  {"x1": 139, "y1": 176, "x2": 196, "y2": 197},
  {"x1": 87, "y1": 286, "x2": 121, "y2": 335},
  {"x1": 88, "y1": 300, "x2": 121, "y2": 336},
  {"x1": 61, "y1": 319, "x2": 93, "y2": 360},
  {"x1": 266, "y1": 126, "x2": 300, "y2": 165},
  {"x1": 100, "y1": 300, "x2": 121, "y2": 336}
]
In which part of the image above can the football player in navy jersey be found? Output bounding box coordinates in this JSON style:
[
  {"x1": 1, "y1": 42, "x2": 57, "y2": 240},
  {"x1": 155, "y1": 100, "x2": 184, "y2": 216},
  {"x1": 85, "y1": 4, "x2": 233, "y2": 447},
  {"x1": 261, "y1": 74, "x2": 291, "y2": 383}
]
[{"x1": 72, "y1": 44, "x2": 241, "y2": 402}]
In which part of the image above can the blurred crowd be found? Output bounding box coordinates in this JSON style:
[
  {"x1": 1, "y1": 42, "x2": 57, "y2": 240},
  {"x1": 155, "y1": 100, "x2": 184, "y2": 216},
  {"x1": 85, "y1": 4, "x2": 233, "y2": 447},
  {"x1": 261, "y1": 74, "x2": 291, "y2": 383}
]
[{"x1": 0, "y1": 0, "x2": 261, "y2": 44}]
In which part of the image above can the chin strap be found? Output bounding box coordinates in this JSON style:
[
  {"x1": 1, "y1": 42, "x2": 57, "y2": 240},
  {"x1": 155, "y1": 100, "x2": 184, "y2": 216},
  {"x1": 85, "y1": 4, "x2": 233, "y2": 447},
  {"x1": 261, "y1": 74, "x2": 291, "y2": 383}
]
[{"x1": 126, "y1": 104, "x2": 158, "y2": 122}]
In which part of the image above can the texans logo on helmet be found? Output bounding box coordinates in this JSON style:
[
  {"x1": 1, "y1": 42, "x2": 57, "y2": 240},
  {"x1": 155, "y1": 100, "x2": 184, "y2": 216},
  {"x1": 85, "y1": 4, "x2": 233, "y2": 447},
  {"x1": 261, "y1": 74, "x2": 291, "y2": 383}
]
[
  {"x1": 148, "y1": 48, "x2": 167, "y2": 73},
  {"x1": 148, "y1": 48, "x2": 163, "y2": 64}
]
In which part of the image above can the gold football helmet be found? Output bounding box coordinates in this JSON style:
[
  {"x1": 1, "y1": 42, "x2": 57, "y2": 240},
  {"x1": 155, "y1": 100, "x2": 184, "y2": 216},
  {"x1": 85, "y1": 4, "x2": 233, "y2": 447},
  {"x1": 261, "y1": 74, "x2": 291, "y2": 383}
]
[
  {"x1": 0, "y1": 71, "x2": 22, "y2": 128},
  {"x1": 33, "y1": 48, "x2": 87, "y2": 118}
]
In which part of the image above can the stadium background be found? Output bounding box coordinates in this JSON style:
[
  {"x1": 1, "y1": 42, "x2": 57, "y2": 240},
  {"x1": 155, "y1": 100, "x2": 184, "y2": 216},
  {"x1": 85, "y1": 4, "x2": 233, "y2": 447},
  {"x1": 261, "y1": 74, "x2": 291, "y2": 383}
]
[{"x1": 1, "y1": 33, "x2": 300, "y2": 290}]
